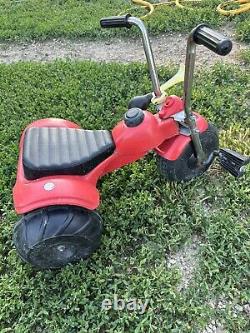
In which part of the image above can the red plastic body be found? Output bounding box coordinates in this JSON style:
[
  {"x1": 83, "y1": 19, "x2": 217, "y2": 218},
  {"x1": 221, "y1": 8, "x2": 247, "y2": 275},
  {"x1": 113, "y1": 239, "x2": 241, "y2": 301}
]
[{"x1": 13, "y1": 96, "x2": 208, "y2": 214}]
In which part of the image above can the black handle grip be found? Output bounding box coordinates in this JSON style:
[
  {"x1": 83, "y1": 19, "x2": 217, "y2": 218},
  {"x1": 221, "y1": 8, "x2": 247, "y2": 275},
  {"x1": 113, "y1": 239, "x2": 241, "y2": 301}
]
[
  {"x1": 100, "y1": 14, "x2": 132, "y2": 29},
  {"x1": 128, "y1": 93, "x2": 153, "y2": 110},
  {"x1": 193, "y1": 24, "x2": 232, "y2": 56}
]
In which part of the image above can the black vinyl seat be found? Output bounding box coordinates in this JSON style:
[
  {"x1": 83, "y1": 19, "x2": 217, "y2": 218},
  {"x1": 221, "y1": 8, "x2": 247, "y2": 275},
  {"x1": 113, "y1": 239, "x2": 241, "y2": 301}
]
[{"x1": 23, "y1": 127, "x2": 115, "y2": 180}]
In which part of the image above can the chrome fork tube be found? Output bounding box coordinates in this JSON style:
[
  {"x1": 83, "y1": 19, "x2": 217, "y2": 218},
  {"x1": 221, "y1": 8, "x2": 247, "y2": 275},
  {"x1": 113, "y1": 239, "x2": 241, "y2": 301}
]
[{"x1": 183, "y1": 33, "x2": 206, "y2": 164}]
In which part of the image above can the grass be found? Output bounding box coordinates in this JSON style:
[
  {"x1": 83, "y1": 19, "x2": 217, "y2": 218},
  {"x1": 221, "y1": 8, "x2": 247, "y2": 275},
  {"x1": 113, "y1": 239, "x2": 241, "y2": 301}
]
[
  {"x1": 239, "y1": 48, "x2": 250, "y2": 64},
  {"x1": 0, "y1": 60, "x2": 249, "y2": 332},
  {"x1": 0, "y1": 0, "x2": 249, "y2": 42}
]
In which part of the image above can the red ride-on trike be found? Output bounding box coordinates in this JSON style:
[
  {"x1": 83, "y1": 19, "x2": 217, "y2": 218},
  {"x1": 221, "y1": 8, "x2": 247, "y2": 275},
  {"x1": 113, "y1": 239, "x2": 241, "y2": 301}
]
[{"x1": 13, "y1": 15, "x2": 249, "y2": 269}]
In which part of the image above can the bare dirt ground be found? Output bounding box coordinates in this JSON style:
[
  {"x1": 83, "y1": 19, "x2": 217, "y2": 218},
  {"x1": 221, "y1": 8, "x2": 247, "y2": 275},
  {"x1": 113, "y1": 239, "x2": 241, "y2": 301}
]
[
  {"x1": 0, "y1": 26, "x2": 248, "y2": 67},
  {"x1": 167, "y1": 234, "x2": 201, "y2": 291}
]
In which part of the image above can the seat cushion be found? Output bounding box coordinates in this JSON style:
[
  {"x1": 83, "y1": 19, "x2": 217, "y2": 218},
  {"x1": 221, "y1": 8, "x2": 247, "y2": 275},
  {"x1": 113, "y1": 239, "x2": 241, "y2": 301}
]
[{"x1": 23, "y1": 127, "x2": 115, "y2": 180}]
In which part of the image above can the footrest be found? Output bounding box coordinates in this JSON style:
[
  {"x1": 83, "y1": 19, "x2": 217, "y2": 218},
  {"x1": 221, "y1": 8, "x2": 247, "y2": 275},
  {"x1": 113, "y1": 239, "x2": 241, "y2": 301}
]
[
  {"x1": 219, "y1": 148, "x2": 250, "y2": 178},
  {"x1": 23, "y1": 127, "x2": 115, "y2": 180}
]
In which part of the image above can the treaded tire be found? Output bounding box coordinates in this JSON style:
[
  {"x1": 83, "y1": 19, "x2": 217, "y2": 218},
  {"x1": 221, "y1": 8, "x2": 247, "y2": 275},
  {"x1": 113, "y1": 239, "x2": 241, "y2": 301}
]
[
  {"x1": 13, "y1": 206, "x2": 102, "y2": 269},
  {"x1": 157, "y1": 123, "x2": 219, "y2": 182}
]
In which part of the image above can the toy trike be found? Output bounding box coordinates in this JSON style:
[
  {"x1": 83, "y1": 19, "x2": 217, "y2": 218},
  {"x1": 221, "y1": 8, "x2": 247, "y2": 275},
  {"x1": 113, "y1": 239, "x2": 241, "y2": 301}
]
[{"x1": 12, "y1": 15, "x2": 249, "y2": 269}]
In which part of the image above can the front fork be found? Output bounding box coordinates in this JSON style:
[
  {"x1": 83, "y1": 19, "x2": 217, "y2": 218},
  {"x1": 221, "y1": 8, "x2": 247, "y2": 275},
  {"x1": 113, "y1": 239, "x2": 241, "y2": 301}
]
[{"x1": 183, "y1": 31, "x2": 207, "y2": 165}]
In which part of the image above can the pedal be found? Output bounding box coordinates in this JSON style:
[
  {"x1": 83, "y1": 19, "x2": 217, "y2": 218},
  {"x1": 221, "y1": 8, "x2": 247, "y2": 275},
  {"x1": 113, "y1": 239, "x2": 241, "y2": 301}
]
[{"x1": 218, "y1": 148, "x2": 250, "y2": 178}]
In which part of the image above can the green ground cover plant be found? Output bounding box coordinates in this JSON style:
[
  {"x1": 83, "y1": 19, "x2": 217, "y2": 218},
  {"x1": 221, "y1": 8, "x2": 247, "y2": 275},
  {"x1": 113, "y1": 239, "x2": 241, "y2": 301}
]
[
  {"x1": 239, "y1": 48, "x2": 250, "y2": 64},
  {"x1": 0, "y1": 60, "x2": 249, "y2": 332},
  {"x1": 0, "y1": 0, "x2": 249, "y2": 42}
]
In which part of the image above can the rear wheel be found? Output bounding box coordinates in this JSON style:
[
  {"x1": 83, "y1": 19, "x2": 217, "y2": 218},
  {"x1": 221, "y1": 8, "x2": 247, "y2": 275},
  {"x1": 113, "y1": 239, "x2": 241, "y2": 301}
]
[
  {"x1": 157, "y1": 123, "x2": 219, "y2": 182},
  {"x1": 13, "y1": 206, "x2": 102, "y2": 269}
]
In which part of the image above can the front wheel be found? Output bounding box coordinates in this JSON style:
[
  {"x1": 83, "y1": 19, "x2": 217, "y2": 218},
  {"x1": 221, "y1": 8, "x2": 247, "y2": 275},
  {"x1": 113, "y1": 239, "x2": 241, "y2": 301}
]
[
  {"x1": 157, "y1": 123, "x2": 219, "y2": 182},
  {"x1": 13, "y1": 206, "x2": 103, "y2": 269}
]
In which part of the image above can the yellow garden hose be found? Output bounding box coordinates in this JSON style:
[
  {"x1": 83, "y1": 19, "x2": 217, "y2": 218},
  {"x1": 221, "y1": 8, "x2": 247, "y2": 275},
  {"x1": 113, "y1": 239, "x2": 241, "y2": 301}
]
[
  {"x1": 119, "y1": 0, "x2": 201, "y2": 19},
  {"x1": 119, "y1": 0, "x2": 250, "y2": 18},
  {"x1": 217, "y1": 0, "x2": 250, "y2": 15}
]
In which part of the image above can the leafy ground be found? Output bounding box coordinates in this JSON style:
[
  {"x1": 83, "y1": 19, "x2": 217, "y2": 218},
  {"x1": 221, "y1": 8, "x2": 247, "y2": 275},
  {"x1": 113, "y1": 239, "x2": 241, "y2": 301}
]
[
  {"x1": 239, "y1": 48, "x2": 250, "y2": 64},
  {"x1": 0, "y1": 0, "x2": 249, "y2": 42},
  {"x1": 0, "y1": 60, "x2": 249, "y2": 332}
]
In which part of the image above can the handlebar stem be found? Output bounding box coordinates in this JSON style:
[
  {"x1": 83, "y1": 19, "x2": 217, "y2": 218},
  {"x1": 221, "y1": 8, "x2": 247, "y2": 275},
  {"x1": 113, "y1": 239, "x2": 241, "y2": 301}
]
[
  {"x1": 127, "y1": 17, "x2": 161, "y2": 97},
  {"x1": 183, "y1": 32, "x2": 196, "y2": 122}
]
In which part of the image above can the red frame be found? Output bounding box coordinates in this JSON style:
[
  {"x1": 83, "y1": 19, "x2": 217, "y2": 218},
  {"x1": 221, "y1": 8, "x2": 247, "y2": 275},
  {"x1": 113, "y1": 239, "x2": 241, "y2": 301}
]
[{"x1": 13, "y1": 96, "x2": 208, "y2": 214}]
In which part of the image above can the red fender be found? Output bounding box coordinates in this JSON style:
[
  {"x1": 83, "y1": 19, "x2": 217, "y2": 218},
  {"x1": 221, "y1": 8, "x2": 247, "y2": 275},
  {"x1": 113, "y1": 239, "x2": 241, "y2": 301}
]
[
  {"x1": 13, "y1": 176, "x2": 99, "y2": 213},
  {"x1": 155, "y1": 113, "x2": 208, "y2": 160}
]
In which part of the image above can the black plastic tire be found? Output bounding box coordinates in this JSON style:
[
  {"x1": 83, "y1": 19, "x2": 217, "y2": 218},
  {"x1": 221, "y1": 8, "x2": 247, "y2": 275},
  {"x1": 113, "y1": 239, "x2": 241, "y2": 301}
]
[
  {"x1": 13, "y1": 206, "x2": 102, "y2": 269},
  {"x1": 157, "y1": 123, "x2": 219, "y2": 182}
]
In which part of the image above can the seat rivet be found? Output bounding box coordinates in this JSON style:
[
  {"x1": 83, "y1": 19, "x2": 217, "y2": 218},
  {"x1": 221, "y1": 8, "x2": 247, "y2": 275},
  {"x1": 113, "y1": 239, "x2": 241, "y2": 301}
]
[{"x1": 44, "y1": 182, "x2": 55, "y2": 191}]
